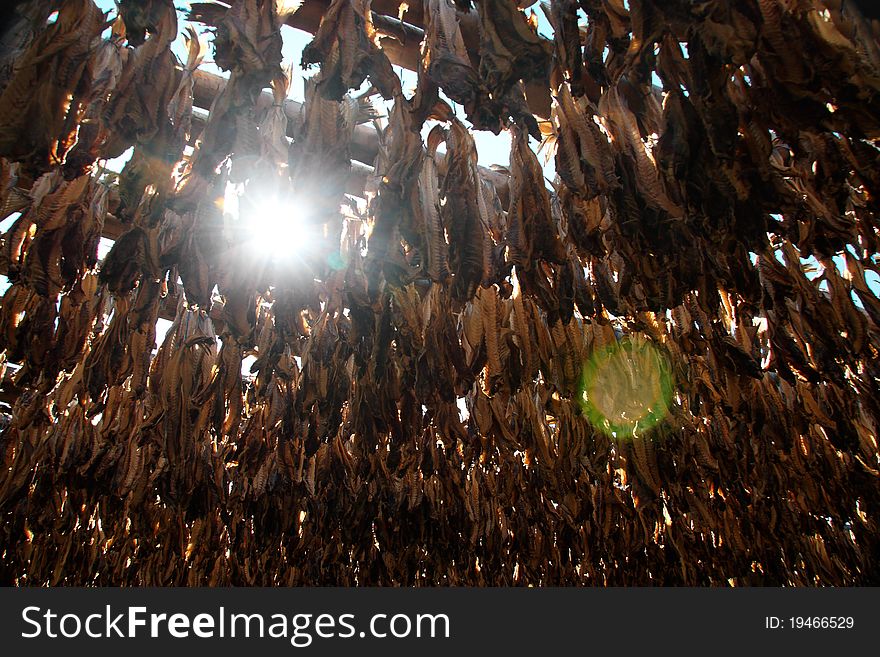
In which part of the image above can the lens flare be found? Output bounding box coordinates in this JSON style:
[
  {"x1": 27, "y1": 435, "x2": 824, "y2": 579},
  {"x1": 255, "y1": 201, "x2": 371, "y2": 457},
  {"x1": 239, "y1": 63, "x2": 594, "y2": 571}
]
[
  {"x1": 326, "y1": 250, "x2": 346, "y2": 270},
  {"x1": 579, "y1": 336, "x2": 673, "y2": 438},
  {"x1": 228, "y1": 185, "x2": 318, "y2": 262}
]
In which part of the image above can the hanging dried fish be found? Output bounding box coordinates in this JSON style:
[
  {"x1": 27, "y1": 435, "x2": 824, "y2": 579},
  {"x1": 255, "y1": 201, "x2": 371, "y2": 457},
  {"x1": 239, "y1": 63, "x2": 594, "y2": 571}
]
[
  {"x1": 301, "y1": 0, "x2": 400, "y2": 101},
  {"x1": 507, "y1": 125, "x2": 566, "y2": 268},
  {"x1": 0, "y1": 0, "x2": 105, "y2": 174},
  {"x1": 439, "y1": 120, "x2": 486, "y2": 302},
  {"x1": 474, "y1": 0, "x2": 552, "y2": 100},
  {"x1": 0, "y1": 0, "x2": 878, "y2": 588},
  {"x1": 102, "y1": 3, "x2": 179, "y2": 158},
  {"x1": 423, "y1": 0, "x2": 500, "y2": 132}
]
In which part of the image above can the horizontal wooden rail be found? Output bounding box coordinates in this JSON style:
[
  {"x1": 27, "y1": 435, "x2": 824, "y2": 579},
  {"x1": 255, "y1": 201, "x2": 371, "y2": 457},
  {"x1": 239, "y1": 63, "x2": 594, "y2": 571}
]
[{"x1": 189, "y1": 68, "x2": 512, "y2": 200}]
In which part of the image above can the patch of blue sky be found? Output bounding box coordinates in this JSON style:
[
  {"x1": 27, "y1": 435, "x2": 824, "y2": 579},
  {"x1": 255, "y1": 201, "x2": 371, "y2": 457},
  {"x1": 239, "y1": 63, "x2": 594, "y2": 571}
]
[
  {"x1": 97, "y1": 237, "x2": 114, "y2": 261},
  {"x1": 0, "y1": 211, "x2": 20, "y2": 234},
  {"x1": 0, "y1": 214, "x2": 18, "y2": 294},
  {"x1": 0, "y1": 203, "x2": 21, "y2": 295},
  {"x1": 531, "y1": 2, "x2": 554, "y2": 39},
  {"x1": 156, "y1": 318, "x2": 174, "y2": 348}
]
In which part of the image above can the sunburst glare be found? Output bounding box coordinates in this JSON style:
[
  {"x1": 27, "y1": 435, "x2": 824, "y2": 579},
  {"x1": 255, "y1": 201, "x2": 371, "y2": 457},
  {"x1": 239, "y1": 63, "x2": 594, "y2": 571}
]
[{"x1": 224, "y1": 182, "x2": 317, "y2": 261}]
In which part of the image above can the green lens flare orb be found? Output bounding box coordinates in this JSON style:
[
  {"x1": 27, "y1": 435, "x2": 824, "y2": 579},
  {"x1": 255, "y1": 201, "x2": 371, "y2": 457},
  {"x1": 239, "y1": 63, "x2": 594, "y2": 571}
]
[
  {"x1": 327, "y1": 250, "x2": 346, "y2": 270},
  {"x1": 579, "y1": 336, "x2": 674, "y2": 438}
]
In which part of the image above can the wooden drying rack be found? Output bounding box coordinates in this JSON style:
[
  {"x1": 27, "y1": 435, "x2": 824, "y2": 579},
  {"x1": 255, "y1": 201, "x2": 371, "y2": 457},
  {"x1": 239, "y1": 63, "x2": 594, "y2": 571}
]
[{"x1": 0, "y1": 0, "x2": 547, "y2": 405}]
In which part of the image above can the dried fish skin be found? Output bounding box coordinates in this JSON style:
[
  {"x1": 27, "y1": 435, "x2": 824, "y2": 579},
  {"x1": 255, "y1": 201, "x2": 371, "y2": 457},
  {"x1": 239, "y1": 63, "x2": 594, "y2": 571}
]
[
  {"x1": 102, "y1": 5, "x2": 179, "y2": 158},
  {"x1": 301, "y1": 0, "x2": 400, "y2": 101},
  {"x1": 179, "y1": 0, "x2": 286, "y2": 193},
  {"x1": 507, "y1": 126, "x2": 566, "y2": 268},
  {"x1": 475, "y1": 0, "x2": 552, "y2": 100},
  {"x1": 0, "y1": 0, "x2": 105, "y2": 174},
  {"x1": 440, "y1": 120, "x2": 486, "y2": 302},
  {"x1": 424, "y1": 0, "x2": 502, "y2": 133},
  {"x1": 117, "y1": 0, "x2": 177, "y2": 47}
]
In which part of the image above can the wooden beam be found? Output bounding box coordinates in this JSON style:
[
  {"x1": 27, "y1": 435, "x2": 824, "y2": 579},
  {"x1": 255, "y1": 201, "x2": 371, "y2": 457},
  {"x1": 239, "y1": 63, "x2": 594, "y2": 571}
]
[
  {"x1": 191, "y1": 68, "x2": 381, "y2": 167},
  {"x1": 189, "y1": 68, "x2": 511, "y2": 203}
]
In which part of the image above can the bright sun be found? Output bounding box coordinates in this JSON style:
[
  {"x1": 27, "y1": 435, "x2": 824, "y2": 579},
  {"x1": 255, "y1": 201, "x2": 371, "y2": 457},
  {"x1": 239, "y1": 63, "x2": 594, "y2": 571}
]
[
  {"x1": 225, "y1": 183, "x2": 315, "y2": 261},
  {"x1": 247, "y1": 197, "x2": 313, "y2": 260}
]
